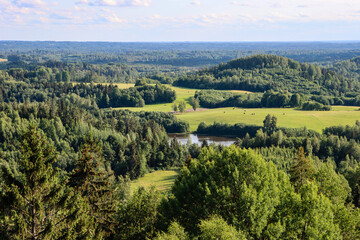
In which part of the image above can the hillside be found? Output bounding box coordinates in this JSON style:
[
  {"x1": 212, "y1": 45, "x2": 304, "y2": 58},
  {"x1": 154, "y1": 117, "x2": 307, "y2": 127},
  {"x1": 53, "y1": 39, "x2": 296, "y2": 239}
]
[
  {"x1": 174, "y1": 54, "x2": 358, "y2": 96},
  {"x1": 332, "y1": 56, "x2": 360, "y2": 81}
]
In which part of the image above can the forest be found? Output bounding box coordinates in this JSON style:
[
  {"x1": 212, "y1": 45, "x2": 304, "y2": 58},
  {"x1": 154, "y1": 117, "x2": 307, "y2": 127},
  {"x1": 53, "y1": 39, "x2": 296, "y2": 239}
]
[{"x1": 2, "y1": 42, "x2": 360, "y2": 239}]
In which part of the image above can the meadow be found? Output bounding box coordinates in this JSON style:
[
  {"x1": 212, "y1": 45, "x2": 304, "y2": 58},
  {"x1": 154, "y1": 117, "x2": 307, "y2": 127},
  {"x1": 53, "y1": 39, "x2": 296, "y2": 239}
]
[
  {"x1": 113, "y1": 83, "x2": 251, "y2": 112},
  {"x1": 130, "y1": 170, "x2": 179, "y2": 193},
  {"x1": 112, "y1": 83, "x2": 360, "y2": 132}
]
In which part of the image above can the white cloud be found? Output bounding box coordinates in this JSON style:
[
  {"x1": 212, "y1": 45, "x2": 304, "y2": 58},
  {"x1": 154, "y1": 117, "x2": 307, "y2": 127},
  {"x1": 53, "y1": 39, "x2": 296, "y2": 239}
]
[
  {"x1": 99, "y1": 10, "x2": 127, "y2": 23},
  {"x1": 230, "y1": 1, "x2": 255, "y2": 7},
  {"x1": 1, "y1": 0, "x2": 360, "y2": 32},
  {"x1": 78, "y1": 0, "x2": 152, "y2": 7},
  {"x1": 12, "y1": 0, "x2": 46, "y2": 8},
  {"x1": 190, "y1": 0, "x2": 200, "y2": 6}
]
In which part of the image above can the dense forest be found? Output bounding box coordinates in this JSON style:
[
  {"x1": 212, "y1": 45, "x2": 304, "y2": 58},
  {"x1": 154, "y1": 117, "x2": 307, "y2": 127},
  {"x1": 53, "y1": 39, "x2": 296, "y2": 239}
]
[
  {"x1": 2, "y1": 42, "x2": 360, "y2": 239},
  {"x1": 174, "y1": 55, "x2": 357, "y2": 96},
  {"x1": 176, "y1": 55, "x2": 360, "y2": 108},
  {"x1": 0, "y1": 66, "x2": 175, "y2": 108},
  {"x1": 2, "y1": 41, "x2": 360, "y2": 66}
]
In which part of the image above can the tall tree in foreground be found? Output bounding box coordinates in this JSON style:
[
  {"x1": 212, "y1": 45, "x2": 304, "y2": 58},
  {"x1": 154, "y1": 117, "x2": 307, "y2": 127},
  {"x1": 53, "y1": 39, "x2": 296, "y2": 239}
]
[
  {"x1": 160, "y1": 146, "x2": 290, "y2": 238},
  {"x1": 0, "y1": 125, "x2": 87, "y2": 239},
  {"x1": 68, "y1": 133, "x2": 116, "y2": 239}
]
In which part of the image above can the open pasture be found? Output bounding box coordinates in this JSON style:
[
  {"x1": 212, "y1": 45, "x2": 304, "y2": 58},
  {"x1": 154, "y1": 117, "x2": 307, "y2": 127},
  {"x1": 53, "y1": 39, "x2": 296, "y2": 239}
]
[
  {"x1": 113, "y1": 84, "x2": 251, "y2": 112},
  {"x1": 176, "y1": 106, "x2": 360, "y2": 132},
  {"x1": 111, "y1": 83, "x2": 360, "y2": 132}
]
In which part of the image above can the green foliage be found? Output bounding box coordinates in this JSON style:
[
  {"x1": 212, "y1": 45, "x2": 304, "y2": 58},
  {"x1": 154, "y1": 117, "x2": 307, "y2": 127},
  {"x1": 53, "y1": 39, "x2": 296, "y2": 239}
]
[
  {"x1": 271, "y1": 183, "x2": 342, "y2": 240},
  {"x1": 198, "y1": 215, "x2": 246, "y2": 240},
  {"x1": 0, "y1": 126, "x2": 88, "y2": 239},
  {"x1": 263, "y1": 114, "x2": 277, "y2": 131},
  {"x1": 289, "y1": 147, "x2": 315, "y2": 190},
  {"x1": 189, "y1": 97, "x2": 199, "y2": 111},
  {"x1": 333, "y1": 205, "x2": 360, "y2": 240},
  {"x1": 174, "y1": 55, "x2": 355, "y2": 99},
  {"x1": 115, "y1": 187, "x2": 161, "y2": 240},
  {"x1": 301, "y1": 101, "x2": 331, "y2": 111},
  {"x1": 68, "y1": 133, "x2": 116, "y2": 238},
  {"x1": 161, "y1": 146, "x2": 291, "y2": 238},
  {"x1": 154, "y1": 222, "x2": 189, "y2": 240},
  {"x1": 178, "y1": 101, "x2": 186, "y2": 113},
  {"x1": 172, "y1": 102, "x2": 178, "y2": 112},
  {"x1": 314, "y1": 162, "x2": 351, "y2": 205},
  {"x1": 194, "y1": 90, "x2": 262, "y2": 108}
]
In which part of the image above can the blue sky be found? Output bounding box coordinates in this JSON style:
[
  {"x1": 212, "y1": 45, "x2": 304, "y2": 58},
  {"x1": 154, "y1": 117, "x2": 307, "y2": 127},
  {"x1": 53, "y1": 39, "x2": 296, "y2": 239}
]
[{"x1": 1, "y1": 0, "x2": 360, "y2": 41}]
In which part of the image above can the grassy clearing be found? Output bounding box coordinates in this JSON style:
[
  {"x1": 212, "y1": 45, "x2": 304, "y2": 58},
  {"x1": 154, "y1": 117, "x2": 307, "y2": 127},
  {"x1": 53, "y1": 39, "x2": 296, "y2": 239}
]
[
  {"x1": 130, "y1": 170, "x2": 179, "y2": 193},
  {"x1": 176, "y1": 106, "x2": 360, "y2": 132},
  {"x1": 99, "y1": 83, "x2": 135, "y2": 89},
  {"x1": 114, "y1": 84, "x2": 251, "y2": 112},
  {"x1": 109, "y1": 83, "x2": 360, "y2": 132},
  {"x1": 114, "y1": 85, "x2": 198, "y2": 112}
]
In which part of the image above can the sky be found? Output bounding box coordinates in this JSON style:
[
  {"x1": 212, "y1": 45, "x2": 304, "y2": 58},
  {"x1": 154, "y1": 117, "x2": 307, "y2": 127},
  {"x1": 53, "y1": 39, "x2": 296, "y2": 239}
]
[{"x1": 0, "y1": 0, "x2": 360, "y2": 41}]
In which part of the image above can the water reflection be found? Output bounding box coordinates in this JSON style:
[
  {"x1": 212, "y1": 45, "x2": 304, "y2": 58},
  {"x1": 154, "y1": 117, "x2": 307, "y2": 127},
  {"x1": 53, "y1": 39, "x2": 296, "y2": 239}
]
[{"x1": 168, "y1": 133, "x2": 236, "y2": 146}]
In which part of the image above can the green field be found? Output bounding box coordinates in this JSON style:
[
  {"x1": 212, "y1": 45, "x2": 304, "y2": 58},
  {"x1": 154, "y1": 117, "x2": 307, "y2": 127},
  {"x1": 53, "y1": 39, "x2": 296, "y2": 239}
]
[
  {"x1": 176, "y1": 106, "x2": 360, "y2": 132},
  {"x1": 113, "y1": 83, "x2": 251, "y2": 112},
  {"x1": 130, "y1": 170, "x2": 179, "y2": 193},
  {"x1": 111, "y1": 83, "x2": 360, "y2": 132}
]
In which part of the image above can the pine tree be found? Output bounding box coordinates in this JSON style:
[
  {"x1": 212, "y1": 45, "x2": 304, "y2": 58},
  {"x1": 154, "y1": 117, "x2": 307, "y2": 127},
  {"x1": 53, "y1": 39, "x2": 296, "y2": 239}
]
[
  {"x1": 0, "y1": 125, "x2": 87, "y2": 239},
  {"x1": 290, "y1": 147, "x2": 315, "y2": 191},
  {"x1": 68, "y1": 133, "x2": 116, "y2": 239}
]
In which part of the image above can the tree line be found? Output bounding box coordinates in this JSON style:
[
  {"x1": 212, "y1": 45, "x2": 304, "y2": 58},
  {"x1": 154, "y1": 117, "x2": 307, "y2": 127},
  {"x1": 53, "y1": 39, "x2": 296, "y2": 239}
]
[{"x1": 174, "y1": 55, "x2": 360, "y2": 103}]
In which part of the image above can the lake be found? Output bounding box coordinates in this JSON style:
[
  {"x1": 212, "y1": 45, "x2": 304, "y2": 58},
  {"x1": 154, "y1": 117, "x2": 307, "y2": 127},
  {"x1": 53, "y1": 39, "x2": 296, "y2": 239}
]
[{"x1": 168, "y1": 133, "x2": 236, "y2": 146}]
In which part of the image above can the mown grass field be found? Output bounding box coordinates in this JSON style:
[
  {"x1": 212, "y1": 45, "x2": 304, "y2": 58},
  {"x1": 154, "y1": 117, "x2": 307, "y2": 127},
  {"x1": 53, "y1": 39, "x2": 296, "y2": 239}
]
[
  {"x1": 130, "y1": 170, "x2": 179, "y2": 193},
  {"x1": 111, "y1": 83, "x2": 360, "y2": 132},
  {"x1": 113, "y1": 83, "x2": 251, "y2": 112},
  {"x1": 176, "y1": 106, "x2": 360, "y2": 132}
]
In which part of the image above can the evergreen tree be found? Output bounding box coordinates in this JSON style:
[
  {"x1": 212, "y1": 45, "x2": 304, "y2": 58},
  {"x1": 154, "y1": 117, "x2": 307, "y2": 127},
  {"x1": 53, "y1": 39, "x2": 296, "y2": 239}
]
[
  {"x1": 0, "y1": 125, "x2": 87, "y2": 239},
  {"x1": 290, "y1": 147, "x2": 315, "y2": 191},
  {"x1": 68, "y1": 133, "x2": 116, "y2": 239}
]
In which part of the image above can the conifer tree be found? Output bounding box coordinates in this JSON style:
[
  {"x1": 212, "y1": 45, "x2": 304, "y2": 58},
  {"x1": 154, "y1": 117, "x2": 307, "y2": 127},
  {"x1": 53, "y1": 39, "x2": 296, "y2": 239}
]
[
  {"x1": 0, "y1": 125, "x2": 87, "y2": 239},
  {"x1": 290, "y1": 147, "x2": 315, "y2": 191},
  {"x1": 68, "y1": 133, "x2": 116, "y2": 238}
]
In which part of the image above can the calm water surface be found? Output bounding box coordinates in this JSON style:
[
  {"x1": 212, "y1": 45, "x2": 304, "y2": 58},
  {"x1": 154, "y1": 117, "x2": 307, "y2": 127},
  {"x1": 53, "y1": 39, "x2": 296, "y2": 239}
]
[{"x1": 168, "y1": 133, "x2": 236, "y2": 146}]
